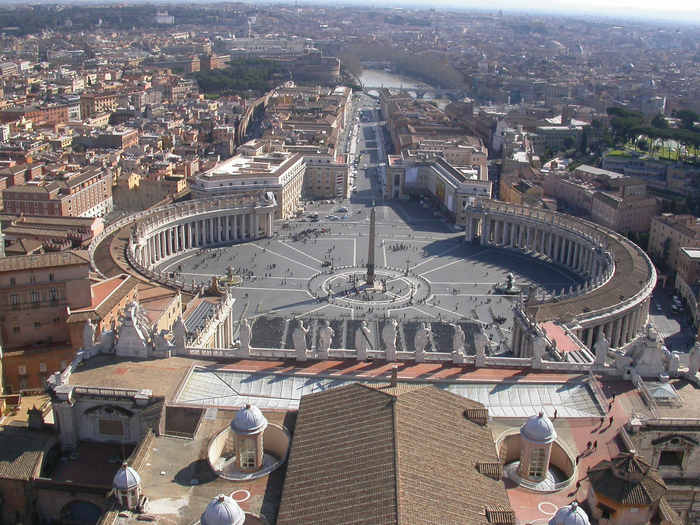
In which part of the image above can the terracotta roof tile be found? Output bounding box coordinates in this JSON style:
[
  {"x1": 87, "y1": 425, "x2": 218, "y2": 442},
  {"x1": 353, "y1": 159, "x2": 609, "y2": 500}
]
[
  {"x1": 277, "y1": 383, "x2": 512, "y2": 525},
  {"x1": 588, "y1": 452, "x2": 667, "y2": 506}
]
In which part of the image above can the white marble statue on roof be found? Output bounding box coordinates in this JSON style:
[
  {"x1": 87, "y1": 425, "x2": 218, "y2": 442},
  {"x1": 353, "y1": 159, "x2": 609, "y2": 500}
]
[
  {"x1": 152, "y1": 328, "x2": 174, "y2": 356},
  {"x1": 594, "y1": 331, "x2": 609, "y2": 365},
  {"x1": 115, "y1": 301, "x2": 150, "y2": 359},
  {"x1": 474, "y1": 324, "x2": 489, "y2": 367},
  {"x1": 292, "y1": 319, "x2": 309, "y2": 361},
  {"x1": 97, "y1": 329, "x2": 115, "y2": 352},
  {"x1": 172, "y1": 314, "x2": 186, "y2": 351},
  {"x1": 382, "y1": 319, "x2": 397, "y2": 361},
  {"x1": 451, "y1": 323, "x2": 467, "y2": 364},
  {"x1": 356, "y1": 320, "x2": 371, "y2": 361},
  {"x1": 83, "y1": 320, "x2": 96, "y2": 350},
  {"x1": 239, "y1": 318, "x2": 252, "y2": 358},
  {"x1": 625, "y1": 323, "x2": 669, "y2": 378},
  {"x1": 414, "y1": 322, "x2": 431, "y2": 363},
  {"x1": 318, "y1": 320, "x2": 334, "y2": 358}
]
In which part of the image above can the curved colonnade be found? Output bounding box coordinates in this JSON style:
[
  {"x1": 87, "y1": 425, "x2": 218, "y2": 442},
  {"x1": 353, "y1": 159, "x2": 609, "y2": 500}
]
[
  {"x1": 88, "y1": 195, "x2": 276, "y2": 292},
  {"x1": 464, "y1": 200, "x2": 656, "y2": 355}
]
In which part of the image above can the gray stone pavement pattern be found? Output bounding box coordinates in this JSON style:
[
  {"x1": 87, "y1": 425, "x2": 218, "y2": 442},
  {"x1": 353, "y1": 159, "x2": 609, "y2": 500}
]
[{"x1": 155, "y1": 200, "x2": 585, "y2": 349}]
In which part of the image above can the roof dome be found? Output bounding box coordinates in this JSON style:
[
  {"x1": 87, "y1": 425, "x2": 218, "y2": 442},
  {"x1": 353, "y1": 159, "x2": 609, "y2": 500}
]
[
  {"x1": 112, "y1": 462, "x2": 141, "y2": 491},
  {"x1": 231, "y1": 404, "x2": 268, "y2": 435},
  {"x1": 521, "y1": 411, "x2": 557, "y2": 444},
  {"x1": 549, "y1": 502, "x2": 590, "y2": 525},
  {"x1": 201, "y1": 495, "x2": 245, "y2": 525}
]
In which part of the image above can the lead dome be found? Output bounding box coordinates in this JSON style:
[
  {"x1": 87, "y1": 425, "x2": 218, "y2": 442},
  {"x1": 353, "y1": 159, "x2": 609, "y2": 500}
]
[
  {"x1": 231, "y1": 403, "x2": 268, "y2": 435},
  {"x1": 521, "y1": 411, "x2": 557, "y2": 444},
  {"x1": 112, "y1": 462, "x2": 141, "y2": 490},
  {"x1": 201, "y1": 495, "x2": 245, "y2": 525},
  {"x1": 549, "y1": 502, "x2": 590, "y2": 525}
]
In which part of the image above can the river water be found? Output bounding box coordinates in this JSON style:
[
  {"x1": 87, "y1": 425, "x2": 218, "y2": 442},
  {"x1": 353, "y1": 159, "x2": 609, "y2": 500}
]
[
  {"x1": 359, "y1": 68, "x2": 435, "y2": 91},
  {"x1": 359, "y1": 68, "x2": 449, "y2": 108}
]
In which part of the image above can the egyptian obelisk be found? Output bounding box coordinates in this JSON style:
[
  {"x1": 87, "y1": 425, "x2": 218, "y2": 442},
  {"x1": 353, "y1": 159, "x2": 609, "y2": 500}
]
[{"x1": 366, "y1": 207, "x2": 376, "y2": 286}]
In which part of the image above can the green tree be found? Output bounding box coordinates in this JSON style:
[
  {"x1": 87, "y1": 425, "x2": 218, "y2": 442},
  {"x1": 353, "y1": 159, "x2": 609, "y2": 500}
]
[
  {"x1": 651, "y1": 113, "x2": 668, "y2": 129},
  {"x1": 675, "y1": 109, "x2": 699, "y2": 131},
  {"x1": 563, "y1": 136, "x2": 575, "y2": 150}
]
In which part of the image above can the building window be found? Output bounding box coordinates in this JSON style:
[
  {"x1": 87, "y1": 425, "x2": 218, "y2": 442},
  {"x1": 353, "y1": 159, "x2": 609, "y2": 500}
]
[
  {"x1": 98, "y1": 419, "x2": 125, "y2": 437},
  {"x1": 35, "y1": 322, "x2": 41, "y2": 328},
  {"x1": 659, "y1": 450, "x2": 685, "y2": 467},
  {"x1": 30, "y1": 291, "x2": 39, "y2": 303},
  {"x1": 30, "y1": 275, "x2": 35, "y2": 283},
  {"x1": 39, "y1": 363, "x2": 47, "y2": 372},
  {"x1": 528, "y1": 448, "x2": 547, "y2": 480},
  {"x1": 239, "y1": 437, "x2": 256, "y2": 470},
  {"x1": 49, "y1": 273, "x2": 55, "y2": 282},
  {"x1": 9, "y1": 277, "x2": 15, "y2": 285},
  {"x1": 53, "y1": 317, "x2": 60, "y2": 323},
  {"x1": 13, "y1": 326, "x2": 20, "y2": 333},
  {"x1": 49, "y1": 288, "x2": 58, "y2": 301},
  {"x1": 60, "y1": 360, "x2": 67, "y2": 369},
  {"x1": 10, "y1": 292, "x2": 19, "y2": 305},
  {"x1": 18, "y1": 365, "x2": 26, "y2": 374}
]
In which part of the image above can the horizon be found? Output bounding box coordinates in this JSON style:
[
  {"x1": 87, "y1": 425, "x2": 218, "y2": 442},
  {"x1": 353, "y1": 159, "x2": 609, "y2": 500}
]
[{"x1": 0, "y1": 0, "x2": 699, "y2": 26}]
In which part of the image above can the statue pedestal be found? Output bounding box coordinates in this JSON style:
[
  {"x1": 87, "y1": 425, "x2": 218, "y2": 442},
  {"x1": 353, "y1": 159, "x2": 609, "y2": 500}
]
[{"x1": 452, "y1": 351, "x2": 468, "y2": 365}]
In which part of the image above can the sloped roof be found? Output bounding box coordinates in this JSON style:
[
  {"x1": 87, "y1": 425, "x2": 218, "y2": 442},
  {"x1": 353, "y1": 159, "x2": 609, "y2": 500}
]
[
  {"x1": 0, "y1": 426, "x2": 57, "y2": 481},
  {"x1": 588, "y1": 452, "x2": 667, "y2": 506},
  {"x1": 276, "y1": 383, "x2": 512, "y2": 525},
  {"x1": 0, "y1": 250, "x2": 89, "y2": 272}
]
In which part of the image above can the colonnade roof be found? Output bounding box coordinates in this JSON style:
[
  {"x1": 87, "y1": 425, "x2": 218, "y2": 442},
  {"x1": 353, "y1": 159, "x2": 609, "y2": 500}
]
[{"x1": 527, "y1": 231, "x2": 652, "y2": 322}]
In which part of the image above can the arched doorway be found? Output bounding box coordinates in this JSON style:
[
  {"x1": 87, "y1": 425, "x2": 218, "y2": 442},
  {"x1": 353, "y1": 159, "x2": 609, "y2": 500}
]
[{"x1": 60, "y1": 501, "x2": 103, "y2": 524}]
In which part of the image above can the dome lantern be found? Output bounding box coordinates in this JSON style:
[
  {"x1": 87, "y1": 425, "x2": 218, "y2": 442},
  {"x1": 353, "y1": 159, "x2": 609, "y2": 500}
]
[
  {"x1": 112, "y1": 462, "x2": 141, "y2": 510},
  {"x1": 231, "y1": 404, "x2": 268, "y2": 472},
  {"x1": 201, "y1": 494, "x2": 245, "y2": 525}
]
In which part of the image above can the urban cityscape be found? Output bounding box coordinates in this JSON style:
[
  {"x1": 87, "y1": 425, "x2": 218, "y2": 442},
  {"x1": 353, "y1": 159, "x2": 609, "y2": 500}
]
[{"x1": 1, "y1": 2, "x2": 700, "y2": 525}]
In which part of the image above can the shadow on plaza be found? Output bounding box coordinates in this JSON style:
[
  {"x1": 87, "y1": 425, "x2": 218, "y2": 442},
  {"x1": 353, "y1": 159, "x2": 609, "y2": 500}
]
[{"x1": 417, "y1": 238, "x2": 585, "y2": 289}]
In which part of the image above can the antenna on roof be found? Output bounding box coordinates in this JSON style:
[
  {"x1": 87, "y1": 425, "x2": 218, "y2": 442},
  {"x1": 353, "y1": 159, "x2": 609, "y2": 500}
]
[{"x1": 390, "y1": 365, "x2": 398, "y2": 387}]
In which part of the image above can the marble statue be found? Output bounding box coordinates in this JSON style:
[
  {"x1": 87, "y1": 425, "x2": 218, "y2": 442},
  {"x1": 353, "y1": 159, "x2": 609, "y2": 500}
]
[
  {"x1": 292, "y1": 320, "x2": 309, "y2": 360},
  {"x1": 172, "y1": 315, "x2": 187, "y2": 350},
  {"x1": 382, "y1": 319, "x2": 398, "y2": 361},
  {"x1": 451, "y1": 323, "x2": 465, "y2": 354},
  {"x1": 414, "y1": 323, "x2": 430, "y2": 361},
  {"x1": 97, "y1": 329, "x2": 114, "y2": 352},
  {"x1": 594, "y1": 331, "x2": 610, "y2": 365},
  {"x1": 355, "y1": 321, "x2": 372, "y2": 361},
  {"x1": 83, "y1": 320, "x2": 96, "y2": 350},
  {"x1": 239, "y1": 318, "x2": 252, "y2": 358},
  {"x1": 689, "y1": 342, "x2": 700, "y2": 376},
  {"x1": 318, "y1": 320, "x2": 334, "y2": 357},
  {"x1": 153, "y1": 329, "x2": 174, "y2": 354},
  {"x1": 474, "y1": 325, "x2": 489, "y2": 366}
]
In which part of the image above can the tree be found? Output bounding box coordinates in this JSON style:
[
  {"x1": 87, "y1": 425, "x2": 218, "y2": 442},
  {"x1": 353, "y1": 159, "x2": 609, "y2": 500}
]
[
  {"x1": 675, "y1": 109, "x2": 699, "y2": 131},
  {"x1": 563, "y1": 136, "x2": 575, "y2": 150},
  {"x1": 579, "y1": 130, "x2": 588, "y2": 154},
  {"x1": 651, "y1": 113, "x2": 668, "y2": 129}
]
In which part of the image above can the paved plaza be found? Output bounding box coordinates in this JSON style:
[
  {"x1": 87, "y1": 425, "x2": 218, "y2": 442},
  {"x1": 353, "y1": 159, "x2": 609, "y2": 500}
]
[{"x1": 154, "y1": 199, "x2": 585, "y2": 347}]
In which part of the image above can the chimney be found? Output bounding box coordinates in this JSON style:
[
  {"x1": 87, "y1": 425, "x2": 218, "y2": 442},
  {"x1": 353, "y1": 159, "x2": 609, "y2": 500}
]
[{"x1": 390, "y1": 365, "x2": 398, "y2": 387}]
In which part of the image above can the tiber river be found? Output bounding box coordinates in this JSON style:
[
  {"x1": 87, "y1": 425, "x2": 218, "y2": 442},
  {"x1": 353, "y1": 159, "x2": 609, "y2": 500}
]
[{"x1": 359, "y1": 68, "x2": 450, "y2": 109}]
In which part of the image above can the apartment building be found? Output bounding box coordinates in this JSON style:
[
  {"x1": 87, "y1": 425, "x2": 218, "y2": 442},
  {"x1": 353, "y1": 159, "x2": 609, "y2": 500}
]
[
  {"x1": 2, "y1": 166, "x2": 113, "y2": 218},
  {"x1": 649, "y1": 214, "x2": 700, "y2": 272},
  {"x1": 80, "y1": 92, "x2": 119, "y2": 119},
  {"x1": 191, "y1": 152, "x2": 306, "y2": 219},
  {"x1": 0, "y1": 251, "x2": 91, "y2": 393}
]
